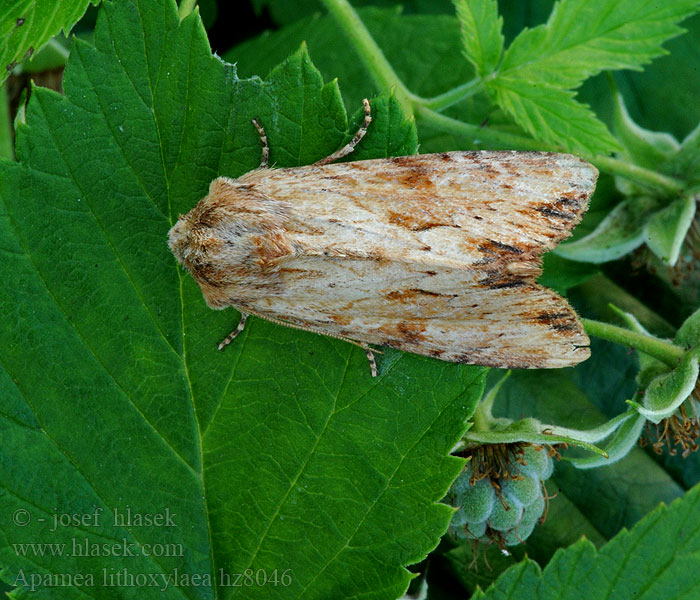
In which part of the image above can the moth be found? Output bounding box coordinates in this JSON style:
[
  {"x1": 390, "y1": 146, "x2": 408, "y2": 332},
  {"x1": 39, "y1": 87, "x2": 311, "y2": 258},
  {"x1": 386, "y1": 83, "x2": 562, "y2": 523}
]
[{"x1": 168, "y1": 99, "x2": 597, "y2": 376}]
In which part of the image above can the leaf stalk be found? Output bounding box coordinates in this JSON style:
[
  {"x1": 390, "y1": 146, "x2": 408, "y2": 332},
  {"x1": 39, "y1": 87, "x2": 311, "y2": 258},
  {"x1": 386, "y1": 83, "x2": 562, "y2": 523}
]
[
  {"x1": 582, "y1": 318, "x2": 685, "y2": 367},
  {"x1": 319, "y1": 0, "x2": 419, "y2": 114}
]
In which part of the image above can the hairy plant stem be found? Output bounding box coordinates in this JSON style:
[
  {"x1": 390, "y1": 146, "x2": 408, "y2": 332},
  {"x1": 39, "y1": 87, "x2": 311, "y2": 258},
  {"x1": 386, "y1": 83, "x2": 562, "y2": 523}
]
[
  {"x1": 416, "y1": 105, "x2": 544, "y2": 150},
  {"x1": 593, "y1": 155, "x2": 684, "y2": 195},
  {"x1": 582, "y1": 318, "x2": 685, "y2": 367},
  {"x1": 321, "y1": 0, "x2": 687, "y2": 196},
  {"x1": 319, "y1": 0, "x2": 419, "y2": 112},
  {"x1": 574, "y1": 274, "x2": 675, "y2": 337},
  {"x1": 422, "y1": 78, "x2": 484, "y2": 111},
  {"x1": 178, "y1": 0, "x2": 197, "y2": 19}
]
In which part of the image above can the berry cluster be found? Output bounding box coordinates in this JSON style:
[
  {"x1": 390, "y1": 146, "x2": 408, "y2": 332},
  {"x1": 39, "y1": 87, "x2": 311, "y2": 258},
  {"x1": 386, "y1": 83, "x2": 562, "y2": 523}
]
[{"x1": 446, "y1": 444, "x2": 554, "y2": 547}]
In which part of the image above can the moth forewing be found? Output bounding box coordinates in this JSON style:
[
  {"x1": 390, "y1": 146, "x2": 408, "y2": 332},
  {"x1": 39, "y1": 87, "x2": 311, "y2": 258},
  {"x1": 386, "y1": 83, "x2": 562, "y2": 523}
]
[{"x1": 169, "y1": 104, "x2": 597, "y2": 375}]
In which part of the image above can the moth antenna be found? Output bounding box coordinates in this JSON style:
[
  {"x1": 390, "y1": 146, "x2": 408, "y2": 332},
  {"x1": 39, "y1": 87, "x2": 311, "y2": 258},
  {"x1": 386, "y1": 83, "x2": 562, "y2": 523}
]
[
  {"x1": 252, "y1": 118, "x2": 269, "y2": 169},
  {"x1": 218, "y1": 312, "x2": 249, "y2": 350},
  {"x1": 313, "y1": 98, "x2": 371, "y2": 166}
]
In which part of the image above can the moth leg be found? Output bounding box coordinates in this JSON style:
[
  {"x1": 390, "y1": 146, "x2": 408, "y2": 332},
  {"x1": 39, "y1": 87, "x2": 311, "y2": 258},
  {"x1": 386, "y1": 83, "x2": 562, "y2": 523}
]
[
  {"x1": 224, "y1": 308, "x2": 381, "y2": 376},
  {"x1": 218, "y1": 312, "x2": 249, "y2": 350},
  {"x1": 251, "y1": 118, "x2": 269, "y2": 169},
  {"x1": 313, "y1": 98, "x2": 371, "y2": 166},
  {"x1": 361, "y1": 343, "x2": 379, "y2": 378}
]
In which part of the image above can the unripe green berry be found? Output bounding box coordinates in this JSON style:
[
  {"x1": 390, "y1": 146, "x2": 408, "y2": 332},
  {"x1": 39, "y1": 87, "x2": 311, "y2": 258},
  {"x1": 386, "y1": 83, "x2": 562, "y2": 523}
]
[
  {"x1": 503, "y1": 495, "x2": 545, "y2": 546},
  {"x1": 487, "y1": 496, "x2": 523, "y2": 532},
  {"x1": 446, "y1": 443, "x2": 555, "y2": 548},
  {"x1": 458, "y1": 477, "x2": 495, "y2": 524},
  {"x1": 466, "y1": 519, "x2": 487, "y2": 539},
  {"x1": 519, "y1": 446, "x2": 553, "y2": 480},
  {"x1": 502, "y1": 472, "x2": 540, "y2": 507}
]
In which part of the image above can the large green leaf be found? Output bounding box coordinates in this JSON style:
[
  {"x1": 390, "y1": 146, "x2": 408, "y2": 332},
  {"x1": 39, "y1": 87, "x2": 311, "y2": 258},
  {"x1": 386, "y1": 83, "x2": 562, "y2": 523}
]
[
  {"x1": 489, "y1": 76, "x2": 616, "y2": 155},
  {"x1": 498, "y1": 0, "x2": 700, "y2": 89},
  {"x1": 453, "y1": 0, "x2": 503, "y2": 78},
  {"x1": 0, "y1": 1, "x2": 486, "y2": 598},
  {"x1": 487, "y1": 0, "x2": 699, "y2": 155},
  {"x1": 0, "y1": 0, "x2": 98, "y2": 84}
]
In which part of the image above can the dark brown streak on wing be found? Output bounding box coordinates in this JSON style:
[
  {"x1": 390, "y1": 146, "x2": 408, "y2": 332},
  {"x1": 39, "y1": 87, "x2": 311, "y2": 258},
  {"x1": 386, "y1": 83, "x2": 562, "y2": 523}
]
[
  {"x1": 536, "y1": 190, "x2": 590, "y2": 233},
  {"x1": 481, "y1": 278, "x2": 529, "y2": 290},
  {"x1": 479, "y1": 240, "x2": 524, "y2": 255},
  {"x1": 537, "y1": 206, "x2": 574, "y2": 220},
  {"x1": 378, "y1": 320, "x2": 428, "y2": 344},
  {"x1": 549, "y1": 323, "x2": 581, "y2": 332},
  {"x1": 471, "y1": 174, "x2": 593, "y2": 291},
  {"x1": 385, "y1": 289, "x2": 458, "y2": 302},
  {"x1": 534, "y1": 311, "x2": 572, "y2": 323},
  {"x1": 532, "y1": 310, "x2": 583, "y2": 335},
  {"x1": 372, "y1": 158, "x2": 436, "y2": 189},
  {"x1": 387, "y1": 210, "x2": 462, "y2": 231}
]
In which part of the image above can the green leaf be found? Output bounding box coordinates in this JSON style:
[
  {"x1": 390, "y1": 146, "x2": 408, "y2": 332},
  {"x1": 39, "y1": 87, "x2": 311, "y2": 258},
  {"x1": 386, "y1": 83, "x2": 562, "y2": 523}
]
[
  {"x1": 604, "y1": 305, "x2": 697, "y2": 425},
  {"x1": 486, "y1": 0, "x2": 699, "y2": 155},
  {"x1": 555, "y1": 196, "x2": 659, "y2": 262},
  {"x1": 337, "y1": 92, "x2": 419, "y2": 162},
  {"x1": 492, "y1": 359, "x2": 682, "y2": 532},
  {"x1": 474, "y1": 482, "x2": 700, "y2": 599},
  {"x1": 0, "y1": 0, "x2": 487, "y2": 597},
  {"x1": 597, "y1": 12, "x2": 700, "y2": 148},
  {"x1": 498, "y1": 0, "x2": 700, "y2": 90},
  {"x1": 19, "y1": 36, "x2": 71, "y2": 73},
  {"x1": 644, "y1": 195, "x2": 697, "y2": 266},
  {"x1": 488, "y1": 77, "x2": 618, "y2": 155},
  {"x1": 609, "y1": 303, "x2": 699, "y2": 423},
  {"x1": 453, "y1": 0, "x2": 504, "y2": 78},
  {"x1": 253, "y1": 42, "x2": 350, "y2": 167},
  {"x1": 0, "y1": 0, "x2": 98, "y2": 83},
  {"x1": 557, "y1": 183, "x2": 695, "y2": 267},
  {"x1": 612, "y1": 86, "x2": 680, "y2": 169}
]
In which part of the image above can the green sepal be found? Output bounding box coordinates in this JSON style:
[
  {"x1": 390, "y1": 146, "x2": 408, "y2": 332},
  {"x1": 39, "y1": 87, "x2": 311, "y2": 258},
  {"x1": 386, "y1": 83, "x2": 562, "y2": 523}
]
[
  {"x1": 644, "y1": 195, "x2": 696, "y2": 266},
  {"x1": 630, "y1": 348, "x2": 700, "y2": 424},
  {"x1": 464, "y1": 417, "x2": 610, "y2": 458},
  {"x1": 566, "y1": 411, "x2": 646, "y2": 469}
]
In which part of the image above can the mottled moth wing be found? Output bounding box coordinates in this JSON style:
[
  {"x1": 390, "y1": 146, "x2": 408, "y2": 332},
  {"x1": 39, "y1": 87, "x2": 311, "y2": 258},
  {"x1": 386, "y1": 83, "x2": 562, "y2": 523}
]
[{"x1": 169, "y1": 151, "x2": 597, "y2": 369}]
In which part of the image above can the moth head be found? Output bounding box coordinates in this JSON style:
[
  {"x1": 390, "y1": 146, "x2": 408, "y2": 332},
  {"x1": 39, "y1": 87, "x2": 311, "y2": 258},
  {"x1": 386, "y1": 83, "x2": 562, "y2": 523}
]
[{"x1": 168, "y1": 176, "x2": 292, "y2": 308}]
